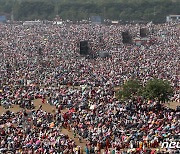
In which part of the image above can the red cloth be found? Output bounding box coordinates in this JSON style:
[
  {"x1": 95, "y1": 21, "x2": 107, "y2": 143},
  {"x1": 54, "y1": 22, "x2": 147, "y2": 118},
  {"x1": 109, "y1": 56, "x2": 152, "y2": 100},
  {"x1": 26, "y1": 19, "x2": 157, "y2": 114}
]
[{"x1": 42, "y1": 98, "x2": 45, "y2": 104}]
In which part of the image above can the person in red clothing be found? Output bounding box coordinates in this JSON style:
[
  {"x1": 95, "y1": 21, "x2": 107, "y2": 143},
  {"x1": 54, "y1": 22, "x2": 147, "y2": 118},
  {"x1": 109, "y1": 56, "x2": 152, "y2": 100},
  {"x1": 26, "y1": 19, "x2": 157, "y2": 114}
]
[
  {"x1": 106, "y1": 138, "x2": 110, "y2": 150},
  {"x1": 42, "y1": 97, "x2": 45, "y2": 104}
]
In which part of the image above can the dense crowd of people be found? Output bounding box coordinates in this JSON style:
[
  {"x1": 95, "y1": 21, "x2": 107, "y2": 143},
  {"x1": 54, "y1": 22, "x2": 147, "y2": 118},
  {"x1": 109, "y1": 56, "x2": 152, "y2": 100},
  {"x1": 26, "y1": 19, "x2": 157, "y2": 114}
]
[
  {"x1": 0, "y1": 109, "x2": 81, "y2": 153},
  {"x1": 0, "y1": 21, "x2": 179, "y2": 153}
]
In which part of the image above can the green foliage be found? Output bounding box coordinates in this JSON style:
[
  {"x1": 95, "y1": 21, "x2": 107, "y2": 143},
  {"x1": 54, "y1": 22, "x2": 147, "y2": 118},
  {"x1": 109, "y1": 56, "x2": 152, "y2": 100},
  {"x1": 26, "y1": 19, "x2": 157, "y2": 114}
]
[
  {"x1": 0, "y1": 0, "x2": 179, "y2": 22},
  {"x1": 117, "y1": 78, "x2": 173, "y2": 103},
  {"x1": 143, "y1": 79, "x2": 173, "y2": 103},
  {"x1": 15, "y1": 1, "x2": 55, "y2": 20},
  {"x1": 118, "y1": 79, "x2": 142, "y2": 100}
]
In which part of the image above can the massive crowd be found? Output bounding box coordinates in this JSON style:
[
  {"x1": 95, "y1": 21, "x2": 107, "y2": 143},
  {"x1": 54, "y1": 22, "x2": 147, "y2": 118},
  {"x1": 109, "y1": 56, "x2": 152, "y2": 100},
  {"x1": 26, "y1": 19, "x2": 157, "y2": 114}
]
[
  {"x1": 0, "y1": 21, "x2": 179, "y2": 153},
  {"x1": 0, "y1": 109, "x2": 80, "y2": 153}
]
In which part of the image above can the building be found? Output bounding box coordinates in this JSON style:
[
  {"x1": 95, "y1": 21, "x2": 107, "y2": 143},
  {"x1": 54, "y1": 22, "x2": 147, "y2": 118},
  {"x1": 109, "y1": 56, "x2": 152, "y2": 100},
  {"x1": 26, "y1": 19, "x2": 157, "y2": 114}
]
[
  {"x1": 23, "y1": 20, "x2": 42, "y2": 26},
  {"x1": 166, "y1": 15, "x2": 180, "y2": 22}
]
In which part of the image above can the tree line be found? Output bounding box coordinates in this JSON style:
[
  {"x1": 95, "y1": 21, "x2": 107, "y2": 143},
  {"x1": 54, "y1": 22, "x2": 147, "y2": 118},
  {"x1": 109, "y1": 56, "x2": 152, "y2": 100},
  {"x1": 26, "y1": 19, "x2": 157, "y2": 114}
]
[{"x1": 0, "y1": 0, "x2": 179, "y2": 22}]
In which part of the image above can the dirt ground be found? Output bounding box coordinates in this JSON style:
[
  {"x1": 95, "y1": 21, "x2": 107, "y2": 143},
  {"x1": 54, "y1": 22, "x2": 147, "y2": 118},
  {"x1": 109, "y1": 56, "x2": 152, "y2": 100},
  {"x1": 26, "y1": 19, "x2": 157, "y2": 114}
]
[
  {"x1": 165, "y1": 101, "x2": 179, "y2": 109},
  {"x1": 0, "y1": 99, "x2": 56, "y2": 115}
]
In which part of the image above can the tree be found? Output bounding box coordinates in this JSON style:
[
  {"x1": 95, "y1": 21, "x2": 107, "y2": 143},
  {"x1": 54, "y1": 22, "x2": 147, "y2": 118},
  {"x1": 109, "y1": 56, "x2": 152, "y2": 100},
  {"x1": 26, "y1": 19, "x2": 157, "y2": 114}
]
[
  {"x1": 117, "y1": 79, "x2": 142, "y2": 100},
  {"x1": 0, "y1": 0, "x2": 179, "y2": 22},
  {"x1": 143, "y1": 79, "x2": 173, "y2": 103}
]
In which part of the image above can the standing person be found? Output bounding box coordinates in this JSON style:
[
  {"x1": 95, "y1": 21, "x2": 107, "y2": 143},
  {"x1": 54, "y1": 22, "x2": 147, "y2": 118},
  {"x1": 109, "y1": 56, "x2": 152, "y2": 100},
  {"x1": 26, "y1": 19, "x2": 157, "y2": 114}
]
[
  {"x1": 85, "y1": 144, "x2": 89, "y2": 154},
  {"x1": 106, "y1": 138, "x2": 110, "y2": 150},
  {"x1": 42, "y1": 97, "x2": 45, "y2": 104},
  {"x1": 73, "y1": 131, "x2": 77, "y2": 138},
  {"x1": 78, "y1": 136, "x2": 82, "y2": 143}
]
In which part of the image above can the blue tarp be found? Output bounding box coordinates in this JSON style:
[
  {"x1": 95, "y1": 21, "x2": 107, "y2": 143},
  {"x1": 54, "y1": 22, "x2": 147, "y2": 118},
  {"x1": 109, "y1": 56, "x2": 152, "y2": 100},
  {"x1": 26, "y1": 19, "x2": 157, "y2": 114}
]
[
  {"x1": 0, "y1": 16, "x2": 6, "y2": 22},
  {"x1": 91, "y1": 16, "x2": 102, "y2": 24}
]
